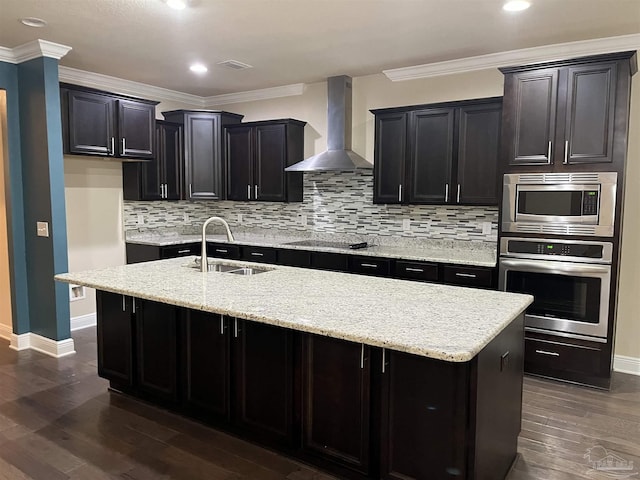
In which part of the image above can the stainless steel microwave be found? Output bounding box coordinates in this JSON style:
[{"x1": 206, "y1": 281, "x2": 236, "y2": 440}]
[{"x1": 502, "y1": 172, "x2": 617, "y2": 237}]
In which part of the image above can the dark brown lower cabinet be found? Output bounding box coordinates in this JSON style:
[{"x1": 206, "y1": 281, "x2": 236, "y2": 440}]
[
  {"x1": 233, "y1": 319, "x2": 297, "y2": 447},
  {"x1": 183, "y1": 311, "x2": 231, "y2": 422},
  {"x1": 302, "y1": 335, "x2": 371, "y2": 475},
  {"x1": 96, "y1": 291, "x2": 134, "y2": 387},
  {"x1": 135, "y1": 299, "x2": 179, "y2": 403},
  {"x1": 96, "y1": 290, "x2": 524, "y2": 480}
]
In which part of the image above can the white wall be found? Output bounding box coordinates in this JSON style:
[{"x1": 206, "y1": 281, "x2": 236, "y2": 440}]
[{"x1": 0, "y1": 91, "x2": 12, "y2": 337}]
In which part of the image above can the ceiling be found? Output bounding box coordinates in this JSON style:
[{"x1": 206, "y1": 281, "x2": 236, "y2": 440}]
[{"x1": 0, "y1": 0, "x2": 639, "y2": 97}]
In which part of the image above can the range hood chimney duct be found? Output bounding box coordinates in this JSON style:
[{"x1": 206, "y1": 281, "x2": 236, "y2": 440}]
[{"x1": 285, "y1": 75, "x2": 372, "y2": 172}]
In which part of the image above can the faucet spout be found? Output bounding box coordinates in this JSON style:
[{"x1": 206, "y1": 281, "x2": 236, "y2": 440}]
[{"x1": 201, "y1": 217, "x2": 234, "y2": 272}]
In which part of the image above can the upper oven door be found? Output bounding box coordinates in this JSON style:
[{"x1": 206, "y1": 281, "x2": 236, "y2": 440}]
[{"x1": 498, "y1": 257, "x2": 610, "y2": 340}]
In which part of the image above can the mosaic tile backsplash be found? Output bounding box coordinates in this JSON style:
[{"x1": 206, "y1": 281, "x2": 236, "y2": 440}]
[{"x1": 124, "y1": 172, "x2": 498, "y2": 243}]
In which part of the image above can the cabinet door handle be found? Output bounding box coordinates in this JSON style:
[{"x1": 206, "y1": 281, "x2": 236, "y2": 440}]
[
  {"x1": 247, "y1": 184, "x2": 251, "y2": 200},
  {"x1": 220, "y1": 317, "x2": 225, "y2": 335},
  {"x1": 445, "y1": 183, "x2": 449, "y2": 202},
  {"x1": 405, "y1": 267, "x2": 424, "y2": 273},
  {"x1": 360, "y1": 344, "x2": 365, "y2": 369},
  {"x1": 360, "y1": 263, "x2": 378, "y2": 268},
  {"x1": 234, "y1": 318, "x2": 239, "y2": 338},
  {"x1": 110, "y1": 137, "x2": 115, "y2": 156},
  {"x1": 535, "y1": 349, "x2": 560, "y2": 357},
  {"x1": 177, "y1": 249, "x2": 190, "y2": 254},
  {"x1": 132, "y1": 299, "x2": 136, "y2": 314},
  {"x1": 398, "y1": 184, "x2": 402, "y2": 202},
  {"x1": 456, "y1": 184, "x2": 461, "y2": 203},
  {"x1": 455, "y1": 272, "x2": 477, "y2": 278},
  {"x1": 547, "y1": 141, "x2": 552, "y2": 163},
  {"x1": 122, "y1": 137, "x2": 126, "y2": 155},
  {"x1": 122, "y1": 295, "x2": 126, "y2": 312},
  {"x1": 255, "y1": 185, "x2": 258, "y2": 199},
  {"x1": 215, "y1": 248, "x2": 228, "y2": 253},
  {"x1": 164, "y1": 183, "x2": 168, "y2": 198},
  {"x1": 563, "y1": 140, "x2": 569, "y2": 164},
  {"x1": 382, "y1": 348, "x2": 387, "y2": 374},
  {"x1": 189, "y1": 183, "x2": 192, "y2": 198},
  {"x1": 160, "y1": 184, "x2": 164, "y2": 198},
  {"x1": 251, "y1": 252, "x2": 264, "y2": 257}
]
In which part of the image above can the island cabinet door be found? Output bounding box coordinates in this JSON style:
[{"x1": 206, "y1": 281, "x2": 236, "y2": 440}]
[
  {"x1": 96, "y1": 291, "x2": 134, "y2": 387},
  {"x1": 135, "y1": 299, "x2": 179, "y2": 403},
  {"x1": 379, "y1": 350, "x2": 469, "y2": 480},
  {"x1": 231, "y1": 319, "x2": 297, "y2": 447},
  {"x1": 182, "y1": 311, "x2": 231, "y2": 423},
  {"x1": 301, "y1": 335, "x2": 372, "y2": 475}
]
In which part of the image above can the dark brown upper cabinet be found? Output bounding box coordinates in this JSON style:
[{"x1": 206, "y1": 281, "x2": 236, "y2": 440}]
[
  {"x1": 372, "y1": 97, "x2": 502, "y2": 206},
  {"x1": 500, "y1": 51, "x2": 637, "y2": 172},
  {"x1": 123, "y1": 120, "x2": 183, "y2": 201},
  {"x1": 225, "y1": 119, "x2": 306, "y2": 202},
  {"x1": 162, "y1": 110, "x2": 244, "y2": 200},
  {"x1": 61, "y1": 83, "x2": 158, "y2": 160}
]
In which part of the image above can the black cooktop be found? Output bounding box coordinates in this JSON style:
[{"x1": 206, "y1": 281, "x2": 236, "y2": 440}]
[{"x1": 283, "y1": 240, "x2": 369, "y2": 250}]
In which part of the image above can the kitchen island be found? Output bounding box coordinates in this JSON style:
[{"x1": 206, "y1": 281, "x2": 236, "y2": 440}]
[{"x1": 56, "y1": 257, "x2": 532, "y2": 480}]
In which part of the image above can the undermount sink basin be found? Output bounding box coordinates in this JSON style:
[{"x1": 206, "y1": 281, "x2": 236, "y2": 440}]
[{"x1": 188, "y1": 258, "x2": 273, "y2": 275}]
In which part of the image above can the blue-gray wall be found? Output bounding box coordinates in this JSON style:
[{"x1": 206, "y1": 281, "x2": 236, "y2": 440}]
[{"x1": 1, "y1": 57, "x2": 70, "y2": 341}]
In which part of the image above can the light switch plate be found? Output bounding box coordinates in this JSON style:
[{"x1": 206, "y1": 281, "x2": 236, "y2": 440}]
[{"x1": 36, "y1": 221, "x2": 49, "y2": 237}]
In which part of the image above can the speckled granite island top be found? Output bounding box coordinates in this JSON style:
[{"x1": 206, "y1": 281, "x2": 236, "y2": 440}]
[{"x1": 56, "y1": 257, "x2": 531, "y2": 362}]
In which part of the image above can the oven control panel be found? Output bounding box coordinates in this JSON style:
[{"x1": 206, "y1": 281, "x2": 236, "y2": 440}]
[
  {"x1": 582, "y1": 191, "x2": 599, "y2": 215},
  {"x1": 501, "y1": 238, "x2": 613, "y2": 263}
]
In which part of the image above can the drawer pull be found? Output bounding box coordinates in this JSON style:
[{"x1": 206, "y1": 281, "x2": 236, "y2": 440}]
[
  {"x1": 455, "y1": 272, "x2": 477, "y2": 278},
  {"x1": 251, "y1": 252, "x2": 264, "y2": 257},
  {"x1": 535, "y1": 349, "x2": 560, "y2": 357},
  {"x1": 215, "y1": 249, "x2": 228, "y2": 253},
  {"x1": 177, "y1": 249, "x2": 191, "y2": 254},
  {"x1": 405, "y1": 267, "x2": 424, "y2": 273},
  {"x1": 360, "y1": 263, "x2": 378, "y2": 268}
]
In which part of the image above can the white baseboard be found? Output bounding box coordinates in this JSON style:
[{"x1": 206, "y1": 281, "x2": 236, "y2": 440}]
[
  {"x1": 613, "y1": 355, "x2": 640, "y2": 376},
  {"x1": 10, "y1": 332, "x2": 76, "y2": 358},
  {"x1": 71, "y1": 312, "x2": 97, "y2": 331},
  {"x1": 0, "y1": 323, "x2": 11, "y2": 340}
]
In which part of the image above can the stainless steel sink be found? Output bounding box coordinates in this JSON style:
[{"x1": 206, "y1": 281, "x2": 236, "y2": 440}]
[{"x1": 188, "y1": 258, "x2": 273, "y2": 275}]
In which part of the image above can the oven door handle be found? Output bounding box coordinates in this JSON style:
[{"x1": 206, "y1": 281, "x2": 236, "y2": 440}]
[{"x1": 499, "y1": 258, "x2": 611, "y2": 276}]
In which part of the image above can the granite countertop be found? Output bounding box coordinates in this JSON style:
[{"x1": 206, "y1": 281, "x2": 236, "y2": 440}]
[
  {"x1": 125, "y1": 231, "x2": 497, "y2": 267},
  {"x1": 56, "y1": 257, "x2": 531, "y2": 362}
]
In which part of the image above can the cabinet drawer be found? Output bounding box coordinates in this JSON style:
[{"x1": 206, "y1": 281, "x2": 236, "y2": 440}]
[
  {"x1": 394, "y1": 261, "x2": 439, "y2": 282},
  {"x1": 349, "y1": 256, "x2": 392, "y2": 276},
  {"x1": 525, "y1": 336, "x2": 605, "y2": 377},
  {"x1": 243, "y1": 246, "x2": 277, "y2": 264},
  {"x1": 207, "y1": 243, "x2": 241, "y2": 260},
  {"x1": 278, "y1": 249, "x2": 311, "y2": 268},
  {"x1": 310, "y1": 252, "x2": 349, "y2": 272},
  {"x1": 160, "y1": 244, "x2": 201, "y2": 259},
  {"x1": 442, "y1": 265, "x2": 494, "y2": 288}
]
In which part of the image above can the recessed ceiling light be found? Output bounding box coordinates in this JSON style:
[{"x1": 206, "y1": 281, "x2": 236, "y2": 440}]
[
  {"x1": 189, "y1": 63, "x2": 208, "y2": 74},
  {"x1": 503, "y1": 0, "x2": 531, "y2": 11},
  {"x1": 166, "y1": 0, "x2": 186, "y2": 10},
  {"x1": 20, "y1": 17, "x2": 47, "y2": 28}
]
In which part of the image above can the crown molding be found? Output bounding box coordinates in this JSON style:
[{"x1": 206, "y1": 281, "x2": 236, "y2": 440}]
[
  {"x1": 383, "y1": 34, "x2": 640, "y2": 81},
  {"x1": 203, "y1": 83, "x2": 305, "y2": 107},
  {"x1": 0, "y1": 39, "x2": 72, "y2": 64},
  {"x1": 58, "y1": 66, "x2": 206, "y2": 107}
]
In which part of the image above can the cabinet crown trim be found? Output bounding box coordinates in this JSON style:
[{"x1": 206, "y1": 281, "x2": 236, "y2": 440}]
[{"x1": 370, "y1": 96, "x2": 502, "y2": 115}]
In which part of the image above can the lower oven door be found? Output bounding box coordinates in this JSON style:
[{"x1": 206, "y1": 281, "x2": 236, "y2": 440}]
[{"x1": 498, "y1": 257, "x2": 611, "y2": 340}]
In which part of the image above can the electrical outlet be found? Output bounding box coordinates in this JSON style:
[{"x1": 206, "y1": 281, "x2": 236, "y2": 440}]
[
  {"x1": 237, "y1": 213, "x2": 243, "y2": 224},
  {"x1": 36, "y1": 221, "x2": 49, "y2": 237},
  {"x1": 482, "y1": 222, "x2": 493, "y2": 235},
  {"x1": 137, "y1": 214, "x2": 144, "y2": 225},
  {"x1": 299, "y1": 214, "x2": 307, "y2": 226},
  {"x1": 183, "y1": 213, "x2": 189, "y2": 223},
  {"x1": 402, "y1": 218, "x2": 411, "y2": 232}
]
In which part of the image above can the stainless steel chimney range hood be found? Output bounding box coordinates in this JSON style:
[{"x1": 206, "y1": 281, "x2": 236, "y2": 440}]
[{"x1": 285, "y1": 75, "x2": 372, "y2": 172}]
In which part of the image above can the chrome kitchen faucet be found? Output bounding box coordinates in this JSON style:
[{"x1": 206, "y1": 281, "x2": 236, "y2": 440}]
[{"x1": 201, "y1": 217, "x2": 235, "y2": 272}]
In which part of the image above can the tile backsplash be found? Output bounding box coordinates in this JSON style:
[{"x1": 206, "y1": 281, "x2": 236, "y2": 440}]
[{"x1": 124, "y1": 172, "x2": 498, "y2": 242}]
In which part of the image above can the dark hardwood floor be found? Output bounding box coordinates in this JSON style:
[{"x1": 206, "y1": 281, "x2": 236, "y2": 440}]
[{"x1": 0, "y1": 327, "x2": 638, "y2": 480}]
